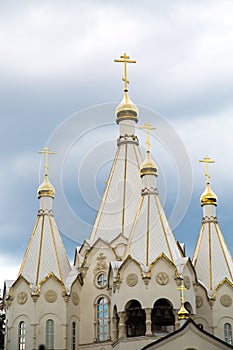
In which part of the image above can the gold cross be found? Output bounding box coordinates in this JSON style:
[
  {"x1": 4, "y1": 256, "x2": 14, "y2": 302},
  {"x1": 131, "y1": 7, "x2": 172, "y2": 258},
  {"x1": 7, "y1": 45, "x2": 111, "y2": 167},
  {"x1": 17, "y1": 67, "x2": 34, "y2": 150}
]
[
  {"x1": 39, "y1": 147, "x2": 55, "y2": 176},
  {"x1": 177, "y1": 282, "x2": 187, "y2": 305},
  {"x1": 114, "y1": 53, "x2": 136, "y2": 92},
  {"x1": 139, "y1": 123, "x2": 156, "y2": 152},
  {"x1": 199, "y1": 155, "x2": 215, "y2": 184}
]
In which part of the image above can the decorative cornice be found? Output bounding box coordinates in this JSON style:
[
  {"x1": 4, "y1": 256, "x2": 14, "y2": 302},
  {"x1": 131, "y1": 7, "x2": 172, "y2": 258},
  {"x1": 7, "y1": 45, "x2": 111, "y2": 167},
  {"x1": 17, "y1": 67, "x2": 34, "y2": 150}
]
[
  {"x1": 141, "y1": 187, "x2": 158, "y2": 196},
  {"x1": 202, "y1": 216, "x2": 218, "y2": 223},
  {"x1": 117, "y1": 134, "x2": 139, "y2": 146},
  {"x1": 38, "y1": 209, "x2": 54, "y2": 216}
]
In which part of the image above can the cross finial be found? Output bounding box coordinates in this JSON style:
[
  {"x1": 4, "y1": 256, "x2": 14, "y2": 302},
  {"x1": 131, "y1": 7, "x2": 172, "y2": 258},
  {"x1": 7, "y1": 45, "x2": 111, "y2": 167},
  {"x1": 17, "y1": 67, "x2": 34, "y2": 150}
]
[
  {"x1": 177, "y1": 281, "x2": 189, "y2": 320},
  {"x1": 139, "y1": 123, "x2": 156, "y2": 152},
  {"x1": 199, "y1": 155, "x2": 215, "y2": 184},
  {"x1": 177, "y1": 282, "x2": 187, "y2": 305},
  {"x1": 114, "y1": 53, "x2": 136, "y2": 92},
  {"x1": 39, "y1": 147, "x2": 55, "y2": 177}
]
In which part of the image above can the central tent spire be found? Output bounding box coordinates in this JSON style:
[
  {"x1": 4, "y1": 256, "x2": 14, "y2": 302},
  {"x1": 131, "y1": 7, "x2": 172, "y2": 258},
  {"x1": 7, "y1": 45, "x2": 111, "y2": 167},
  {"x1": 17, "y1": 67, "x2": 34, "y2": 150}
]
[{"x1": 90, "y1": 53, "x2": 142, "y2": 244}]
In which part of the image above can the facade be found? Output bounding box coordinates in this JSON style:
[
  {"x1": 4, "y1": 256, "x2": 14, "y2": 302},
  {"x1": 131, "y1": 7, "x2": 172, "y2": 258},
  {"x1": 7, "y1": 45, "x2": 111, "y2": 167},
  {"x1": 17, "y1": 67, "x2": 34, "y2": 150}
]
[{"x1": 3, "y1": 55, "x2": 233, "y2": 350}]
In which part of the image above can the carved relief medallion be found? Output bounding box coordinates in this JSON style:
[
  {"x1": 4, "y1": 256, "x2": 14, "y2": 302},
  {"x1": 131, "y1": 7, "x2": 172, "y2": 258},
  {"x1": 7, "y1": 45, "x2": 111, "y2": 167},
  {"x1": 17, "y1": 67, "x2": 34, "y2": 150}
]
[
  {"x1": 126, "y1": 273, "x2": 138, "y2": 287},
  {"x1": 72, "y1": 292, "x2": 79, "y2": 305},
  {"x1": 17, "y1": 292, "x2": 28, "y2": 305},
  {"x1": 156, "y1": 272, "x2": 169, "y2": 285},
  {"x1": 196, "y1": 295, "x2": 203, "y2": 308},
  {"x1": 220, "y1": 294, "x2": 232, "y2": 307},
  {"x1": 183, "y1": 276, "x2": 191, "y2": 290},
  {"x1": 44, "y1": 290, "x2": 57, "y2": 303}
]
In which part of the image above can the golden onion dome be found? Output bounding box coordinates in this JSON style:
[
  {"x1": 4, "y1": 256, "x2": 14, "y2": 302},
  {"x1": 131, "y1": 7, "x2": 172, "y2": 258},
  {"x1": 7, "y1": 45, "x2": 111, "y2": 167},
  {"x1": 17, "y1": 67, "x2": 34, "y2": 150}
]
[
  {"x1": 140, "y1": 151, "x2": 158, "y2": 177},
  {"x1": 115, "y1": 92, "x2": 138, "y2": 124},
  {"x1": 200, "y1": 182, "x2": 217, "y2": 206},
  {"x1": 37, "y1": 174, "x2": 55, "y2": 199},
  {"x1": 178, "y1": 304, "x2": 189, "y2": 320}
]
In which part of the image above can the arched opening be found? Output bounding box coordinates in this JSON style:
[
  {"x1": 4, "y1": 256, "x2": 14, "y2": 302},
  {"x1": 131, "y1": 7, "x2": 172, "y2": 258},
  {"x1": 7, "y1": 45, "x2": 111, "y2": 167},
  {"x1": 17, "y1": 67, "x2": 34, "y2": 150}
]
[
  {"x1": 152, "y1": 299, "x2": 175, "y2": 334},
  {"x1": 113, "y1": 305, "x2": 119, "y2": 340},
  {"x1": 125, "y1": 300, "x2": 146, "y2": 337}
]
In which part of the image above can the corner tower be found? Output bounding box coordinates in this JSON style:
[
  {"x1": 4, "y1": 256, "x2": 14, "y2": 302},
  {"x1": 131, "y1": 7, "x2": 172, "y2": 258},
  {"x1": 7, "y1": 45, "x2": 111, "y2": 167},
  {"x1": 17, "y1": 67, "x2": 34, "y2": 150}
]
[
  {"x1": 18, "y1": 147, "x2": 71, "y2": 291},
  {"x1": 192, "y1": 156, "x2": 233, "y2": 295},
  {"x1": 3, "y1": 148, "x2": 81, "y2": 350}
]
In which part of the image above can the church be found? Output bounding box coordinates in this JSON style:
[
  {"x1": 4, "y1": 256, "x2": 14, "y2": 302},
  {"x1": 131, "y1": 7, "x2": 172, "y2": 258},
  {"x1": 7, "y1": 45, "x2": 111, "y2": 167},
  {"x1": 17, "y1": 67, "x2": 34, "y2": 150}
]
[{"x1": 3, "y1": 54, "x2": 233, "y2": 350}]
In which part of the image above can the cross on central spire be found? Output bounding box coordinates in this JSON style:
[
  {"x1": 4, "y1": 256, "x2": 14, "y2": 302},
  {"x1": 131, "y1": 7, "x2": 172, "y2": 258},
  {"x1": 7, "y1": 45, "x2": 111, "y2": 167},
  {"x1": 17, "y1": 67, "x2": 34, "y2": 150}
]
[
  {"x1": 199, "y1": 155, "x2": 215, "y2": 184},
  {"x1": 39, "y1": 147, "x2": 55, "y2": 177},
  {"x1": 114, "y1": 53, "x2": 136, "y2": 92},
  {"x1": 139, "y1": 123, "x2": 156, "y2": 152}
]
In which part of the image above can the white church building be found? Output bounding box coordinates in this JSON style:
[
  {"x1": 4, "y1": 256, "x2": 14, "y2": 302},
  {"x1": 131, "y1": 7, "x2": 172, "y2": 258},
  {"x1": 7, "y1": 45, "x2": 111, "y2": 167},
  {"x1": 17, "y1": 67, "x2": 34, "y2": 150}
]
[{"x1": 3, "y1": 54, "x2": 233, "y2": 350}]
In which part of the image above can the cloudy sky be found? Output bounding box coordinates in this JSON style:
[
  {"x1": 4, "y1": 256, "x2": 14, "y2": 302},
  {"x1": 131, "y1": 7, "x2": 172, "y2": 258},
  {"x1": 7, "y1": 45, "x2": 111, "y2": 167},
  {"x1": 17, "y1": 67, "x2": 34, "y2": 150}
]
[{"x1": 1, "y1": 0, "x2": 233, "y2": 292}]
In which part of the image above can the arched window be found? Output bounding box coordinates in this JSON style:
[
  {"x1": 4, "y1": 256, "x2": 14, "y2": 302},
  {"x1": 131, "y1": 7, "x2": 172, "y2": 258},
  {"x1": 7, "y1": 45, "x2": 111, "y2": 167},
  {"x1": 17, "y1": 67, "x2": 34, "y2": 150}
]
[
  {"x1": 224, "y1": 323, "x2": 232, "y2": 344},
  {"x1": 18, "y1": 321, "x2": 26, "y2": 350},
  {"x1": 96, "y1": 297, "x2": 109, "y2": 341},
  {"x1": 72, "y1": 322, "x2": 76, "y2": 350},
  {"x1": 152, "y1": 299, "x2": 175, "y2": 334},
  {"x1": 46, "y1": 319, "x2": 54, "y2": 349},
  {"x1": 125, "y1": 300, "x2": 146, "y2": 337}
]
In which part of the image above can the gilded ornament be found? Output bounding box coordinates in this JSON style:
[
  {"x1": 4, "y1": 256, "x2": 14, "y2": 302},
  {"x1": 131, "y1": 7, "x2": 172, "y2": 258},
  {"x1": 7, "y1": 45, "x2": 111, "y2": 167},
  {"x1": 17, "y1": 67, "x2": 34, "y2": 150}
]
[
  {"x1": 94, "y1": 253, "x2": 108, "y2": 273},
  {"x1": 72, "y1": 292, "x2": 79, "y2": 305},
  {"x1": 156, "y1": 272, "x2": 169, "y2": 285},
  {"x1": 196, "y1": 295, "x2": 203, "y2": 308},
  {"x1": 220, "y1": 294, "x2": 232, "y2": 307},
  {"x1": 44, "y1": 290, "x2": 57, "y2": 303},
  {"x1": 126, "y1": 273, "x2": 138, "y2": 287},
  {"x1": 183, "y1": 276, "x2": 191, "y2": 290},
  {"x1": 17, "y1": 292, "x2": 28, "y2": 305}
]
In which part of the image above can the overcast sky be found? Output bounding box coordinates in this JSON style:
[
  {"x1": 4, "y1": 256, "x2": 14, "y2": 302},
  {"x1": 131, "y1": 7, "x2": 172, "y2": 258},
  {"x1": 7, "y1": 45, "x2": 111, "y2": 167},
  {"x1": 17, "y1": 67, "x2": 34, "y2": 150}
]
[{"x1": 1, "y1": 0, "x2": 233, "y2": 292}]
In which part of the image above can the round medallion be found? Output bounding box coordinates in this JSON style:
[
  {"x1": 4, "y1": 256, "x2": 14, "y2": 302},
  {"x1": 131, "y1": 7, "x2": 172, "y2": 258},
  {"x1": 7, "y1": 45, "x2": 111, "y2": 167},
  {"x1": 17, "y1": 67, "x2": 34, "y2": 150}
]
[
  {"x1": 17, "y1": 292, "x2": 28, "y2": 305},
  {"x1": 220, "y1": 294, "x2": 232, "y2": 307},
  {"x1": 196, "y1": 295, "x2": 203, "y2": 308},
  {"x1": 156, "y1": 272, "x2": 169, "y2": 285},
  {"x1": 183, "y1": 276, "x2": 191, "y2": 290},
  {"x1": 44, "y1": 290, "x2": 57, "y2": 303},
  {"x1": 95, "y1": 272, "x2": 107, "y2": 288},
  {"x1": 72, "y1": 292, "x2": 79, "y2": 305},
  {"x1": 126, "y1": 273, "x2": 138, "y2": 287}
]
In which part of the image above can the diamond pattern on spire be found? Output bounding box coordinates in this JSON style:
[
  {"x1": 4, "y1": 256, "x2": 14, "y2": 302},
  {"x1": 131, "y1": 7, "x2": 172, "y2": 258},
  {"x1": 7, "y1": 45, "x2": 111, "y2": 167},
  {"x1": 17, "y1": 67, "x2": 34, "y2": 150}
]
[{"x1": 19, "y1": 214, "x2": 71, "y2": 286}]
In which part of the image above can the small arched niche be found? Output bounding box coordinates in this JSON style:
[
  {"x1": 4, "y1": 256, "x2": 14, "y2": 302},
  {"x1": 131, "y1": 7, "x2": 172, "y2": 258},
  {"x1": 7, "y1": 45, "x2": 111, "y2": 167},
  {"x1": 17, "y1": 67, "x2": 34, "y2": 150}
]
[{"x1": 152, "y1": 298, "x2": 175, "y2": 335}]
